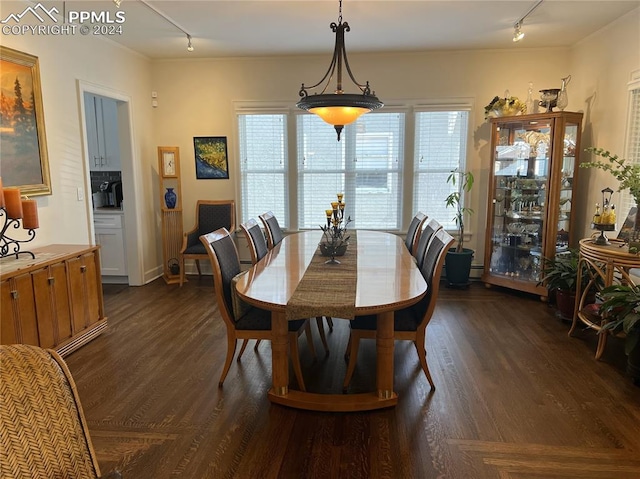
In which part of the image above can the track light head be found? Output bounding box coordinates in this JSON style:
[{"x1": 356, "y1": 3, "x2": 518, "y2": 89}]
[
  {"x1": 513, "y1": 22, "x2": 525, "y2": 42},
  {"x1": 187, "y1": 35, "x2": 194, "y2": 52}
]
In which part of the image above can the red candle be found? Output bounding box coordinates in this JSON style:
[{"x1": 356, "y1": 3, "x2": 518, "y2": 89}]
[
  {"x1": 0, "y1": 177, "x2": 5, "y2": 209},
  {"x1": 4, "y1": 188, "x2": 23, "y2": 219},
  {"x1": 21, "y1": 199, "x2": 39, "y2": 229}
]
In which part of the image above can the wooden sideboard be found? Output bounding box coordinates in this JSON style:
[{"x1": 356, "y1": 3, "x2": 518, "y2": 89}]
[{"x1": 1, "y1": 245, "x2": 107, "y2": 357}]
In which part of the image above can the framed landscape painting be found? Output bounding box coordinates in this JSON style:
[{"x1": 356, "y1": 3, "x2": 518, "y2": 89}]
[
  {"x1": 0, "y1": 46, "x2": 51, "y2": 196},
  {"x1": 193, "y1": 136, "x2": 229, "y2": 179}
]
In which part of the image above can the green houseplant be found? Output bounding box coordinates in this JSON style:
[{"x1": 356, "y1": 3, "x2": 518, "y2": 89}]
[
  {"x1": 444, "y1": 168, "x2": 474, "y2": 287},
  {"x1": 538, "y1": 249, "x2": 587, "y2": 320},
  {"x1": 597, "y1": 284, "x2": 640, "y2": 384}
]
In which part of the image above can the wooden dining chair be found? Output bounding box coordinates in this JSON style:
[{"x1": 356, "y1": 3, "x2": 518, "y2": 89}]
[
  {"x1": 343, "y1": 229, "x2": 455, "y2": 392},
  {"x1": 405, "y1": 212, "x2": 428, "y2": 255},
  {"x1": 0, "y1": 344, "x2": 122, "y2": 479},
  {"x1": 414, "y1": 217, "x2": 443, "y2": 270},
  {"x1": 200, "y1": 228, "x2": 315, "y2": 391},
  {"x1": 180, "y1": 199, "x2": 235, "y2": 287},
  {"x1": 259, "y1": 211, "x2": 284, "y2": 250},
  {"x1": 259, "y1": 211, "x2": 333, "y2": 345}
]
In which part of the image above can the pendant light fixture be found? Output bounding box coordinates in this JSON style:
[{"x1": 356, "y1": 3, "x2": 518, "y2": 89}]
[{"x1": 296, "y1": 0, "x2": 383, "y2": 141}]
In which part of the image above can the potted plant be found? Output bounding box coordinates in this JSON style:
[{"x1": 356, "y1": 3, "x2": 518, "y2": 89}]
[
  {"x1": 444, "y1": 168, "x2": 474, "y2": 287},
  {"x1": 538, "y1": 249, "x2": 587, "y2": 320},
  {"x1": 596, "y1": 284, "x2": 640, "y2": 385}
]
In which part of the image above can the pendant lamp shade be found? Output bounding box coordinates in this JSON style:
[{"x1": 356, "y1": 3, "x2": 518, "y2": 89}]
[{"x1": 296, "y1": 1, "x2": 383, "y2": 140}]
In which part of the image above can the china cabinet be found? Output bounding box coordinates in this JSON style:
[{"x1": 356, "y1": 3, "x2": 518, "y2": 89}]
[{"x1": 482, "y1": 111, "x2": 583, "y2": 297}]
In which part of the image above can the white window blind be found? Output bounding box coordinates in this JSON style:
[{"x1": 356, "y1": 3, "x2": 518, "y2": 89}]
[
  {"x1": 413, "y1": 110, "x2": 470, "y2": 230},
  {"x1": 619, "y1": 84, "x2": 640, "y2": 219},
  {"x1": 238, "y1": 113, "x2": 289, "y2": 228},
  {"x1": 296, "y1": 112, "x2": 405, "y2": 230}
]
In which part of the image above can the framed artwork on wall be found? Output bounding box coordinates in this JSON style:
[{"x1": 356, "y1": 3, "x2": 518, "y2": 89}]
[
  {"x1": 193, "y1": 136, "x2": 229, "y2": 180},
  {"x1": 0, "y1": 46, "x2": 51, "y2": 196}
]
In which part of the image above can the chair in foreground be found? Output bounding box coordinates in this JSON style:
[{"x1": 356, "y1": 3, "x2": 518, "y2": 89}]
[
  {"x1": 343, "y1": 229, "x2": 454, "y2": 392},
  {"x1": 0, "y1": 344, "x2": 121, "y2": 479},
  {"x1": 414, "y1": 217, "x2": 443, "y2": 269},
  {"x1": 179, "y1": 200, "x2": 235, "y2": 287},
  {"x1": 200, "y1": 228, "x2": 315, "y2": 390},
  {"x1": 405, "y1": 212, "x2": 428, "y2": 255}
]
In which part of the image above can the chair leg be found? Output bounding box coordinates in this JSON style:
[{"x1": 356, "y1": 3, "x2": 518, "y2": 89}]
[
  {"x1": 195, "y1": 259, "x2": 202, "y2": 278},
  {"x1": 179, "y1": 256, "x2": 185, "y2": 287},
  {"x1": 289, "y1": 332, "x2": 306, "y2": 392},
  {"x1": 414, "y1": 334, "x2": 435, "y2": 390},
  {"x1": 219, "y1": 335, "x2": 238, "y2": 387},
  {"x1": 342, "y1": 331, "x2": 360, "y2": 392},
  {"x1": 344, "y1": 331, "x2": 352, "y2": 360},
  {"x1": 326, "y1": 316, "x2": 334, "y2": 332},
  {"x1": 237, "y1": 339, "x2": 250, "y2": 361},
  {"x1": 254, "y1": 339, "x2": 262, "y2": 351},
  {"x1": 315, "y1": 317, "x2": 329, "y2": 356},
  {"x1": 304, "y1": 322, "x2": 316, "y2": 360}
]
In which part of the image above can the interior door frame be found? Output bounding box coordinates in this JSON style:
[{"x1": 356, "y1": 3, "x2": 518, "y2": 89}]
[{"x1": 77, "y1": 80, "x2": 144, "y2": 286}]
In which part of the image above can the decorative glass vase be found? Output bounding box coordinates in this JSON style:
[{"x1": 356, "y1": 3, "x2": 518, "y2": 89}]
[
  {"x1": 164, "y1": 188, "x2": 177, "y2": 209},
  {"x1": 556, "y1": 75, "x2": 571, "y2": 111}
]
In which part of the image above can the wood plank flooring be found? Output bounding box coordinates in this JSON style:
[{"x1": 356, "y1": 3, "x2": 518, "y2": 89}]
[{"x1": 64, "y1": 278, "x2": 640, "y2": 478}]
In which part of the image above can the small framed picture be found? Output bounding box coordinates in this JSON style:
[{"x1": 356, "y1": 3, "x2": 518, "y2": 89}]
[
  {"x1": 162, "y1": 150, "x2": 177, "y2": 177},
  {"x1": 193, "y1": 136, "x2": 229, "y2": 179}
]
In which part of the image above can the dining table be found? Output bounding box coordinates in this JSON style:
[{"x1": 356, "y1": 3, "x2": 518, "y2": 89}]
[{"x1": 234, "y1": 229, "x2": 427, "y2": 412}]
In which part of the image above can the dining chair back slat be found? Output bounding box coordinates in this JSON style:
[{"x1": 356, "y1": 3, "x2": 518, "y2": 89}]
[
  {"x1": 240, "y1": 218, "x2": 268, "y2": 265},
  {"x1": 405, "y1": 212, "x2": 428, "y2": 255},
  {"x1": 414, "y1": 218, "x2": 443, "y2": 270},
  {"x1": 259, "y1": 211, "x2": 284, "y2": 250}
]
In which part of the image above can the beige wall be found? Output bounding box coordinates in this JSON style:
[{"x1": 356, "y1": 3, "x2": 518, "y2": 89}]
[
  {"x1": 570, "y1": 8, "x2": 640, "y2": 239},
  {"x1": 0, "y1": 1, "x2": 156, "y2": 283},
  {"x1": 2, "y1": 1, "x2": 637, "y2": 282}
]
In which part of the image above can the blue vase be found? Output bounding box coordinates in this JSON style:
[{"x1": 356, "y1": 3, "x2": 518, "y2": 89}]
[{"x1": 164, "y1": 188, "x2": 177, "y2": 209}]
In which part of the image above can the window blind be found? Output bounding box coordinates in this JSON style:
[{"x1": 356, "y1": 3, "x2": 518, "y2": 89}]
[
  {"x1": 413, "y1": 110, "x2": 470, "y2": 229},
  {"x1": 618, "y1": 82, "x2": 640, "y2": 220},
  {"x1": 238, "y1": 114, "x2": 289, "y2": 227}
]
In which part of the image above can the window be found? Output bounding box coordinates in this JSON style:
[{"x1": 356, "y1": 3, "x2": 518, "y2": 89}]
[
  {"x1": 296, "y1": 112, "x2": 404, "y2": 229},
  {"x1": 237, "y1": 105, "x2": 471, "y2": 232},
  {"x1": 238, "y1": 113, "x2": 289, "y2": 228},
  {"x1": 619, "y1": 72, "x2": 640, "y2": 218},
  {"x1": 413, "y1": 109, "x2": 470, "y2": 229}
]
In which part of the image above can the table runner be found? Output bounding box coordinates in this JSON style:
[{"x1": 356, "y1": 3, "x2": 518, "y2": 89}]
[{"x1": 286, "y1": 231, "x2": 357, "y2": 320}]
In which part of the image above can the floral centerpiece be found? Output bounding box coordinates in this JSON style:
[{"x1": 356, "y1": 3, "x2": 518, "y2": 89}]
[
  {"x1": 319, "y1": 193, "x2": 351, "y2": 263},
  {"x1": 484, "y1": 94, "x2": 526, "y2": 120}
]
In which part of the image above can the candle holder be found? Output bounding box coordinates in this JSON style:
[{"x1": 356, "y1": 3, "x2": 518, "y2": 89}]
[
  {"x1": 1, "y1": 207, "x2": 37, "y2": 259},
  {"x1": 319, "y1": 193, "x2": 351, "y2": 264}
]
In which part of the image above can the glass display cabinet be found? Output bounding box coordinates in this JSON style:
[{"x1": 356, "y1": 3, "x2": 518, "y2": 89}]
[{"x1": 482, "y1": 111, "x2": 583, "y2": 297}]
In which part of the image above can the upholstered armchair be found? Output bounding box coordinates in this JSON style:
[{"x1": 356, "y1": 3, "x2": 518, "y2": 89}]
[{"x1": 180, "y1": 200, "x2": 235, "y2": 287}]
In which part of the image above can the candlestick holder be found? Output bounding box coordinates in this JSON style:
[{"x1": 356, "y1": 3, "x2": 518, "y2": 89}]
[
  {"x1": 319, "y1": 194, "x2": 351, "y2": 264},
  {"x1": 1, "y1": 207, "x2": 37, "y2": 259}
]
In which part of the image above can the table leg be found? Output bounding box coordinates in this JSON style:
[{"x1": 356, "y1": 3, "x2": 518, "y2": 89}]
[
  {"x1": 376, "y1": 310, "x2": 395, "y2": 399},
  {"x1": 271, "y1": 310, "x2": 289, "y2": 396}
]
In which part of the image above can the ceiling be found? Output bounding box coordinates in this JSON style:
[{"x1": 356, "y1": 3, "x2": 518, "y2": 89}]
[{"x1": 41, "y1": 1, "x2": 640, "y2": 59}]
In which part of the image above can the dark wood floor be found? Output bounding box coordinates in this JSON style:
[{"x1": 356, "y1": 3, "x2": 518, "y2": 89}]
[{"x1": 64, "y1": 277, "x2": 640, "y2": 479}]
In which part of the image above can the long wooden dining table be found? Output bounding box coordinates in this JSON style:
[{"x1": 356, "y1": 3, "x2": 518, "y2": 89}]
[{"x1": 234, "y1": 230, "x2": 427, "y2": 412}]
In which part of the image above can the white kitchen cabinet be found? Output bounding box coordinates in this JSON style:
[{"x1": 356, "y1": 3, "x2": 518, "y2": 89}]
[
  {"x1": 85, "y1": 93, "x2": 121, "y2": 171},
  {"x1": 94, "y1": 213, "x2": 127, "y2": 276}
]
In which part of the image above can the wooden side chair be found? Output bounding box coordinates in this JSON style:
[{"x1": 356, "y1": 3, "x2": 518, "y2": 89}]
[
  {"x1": 259, "y1": 210, "x2": 284, "y2": 250},
  {"x1": 414, "y1": 217, "x2": 443, "y2": 269},
  {"x1": 0, "y1": 344, "x2": 121, "y2": 479},
  {"x1": 405, "y1": 211, "x2": 428, "y2": 255},
  {"x1": 343, "y1": 229, "x2": 454, "y2": 392},
  {"x1": 200, "y1": 228, "x2": 315, "y2": 390},
  {"x1": 180, "y1": 200, "x2": 235, "y2": 287}
]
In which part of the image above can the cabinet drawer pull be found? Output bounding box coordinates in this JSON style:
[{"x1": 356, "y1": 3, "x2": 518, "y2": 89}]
[
  {"x1": 80, "y1": 265, "x2": 87, "y2": 273},
  {"x1": 11, "y1": 290, "x2": 18, "y2": 299},
  {"x1": 48, "y1": 277, "x2": 55, "y2": 284}
]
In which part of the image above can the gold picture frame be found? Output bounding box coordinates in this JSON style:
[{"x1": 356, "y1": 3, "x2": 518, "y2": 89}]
[{"x1": 0, "y1": 46, "x2": 51, "y2": 196}]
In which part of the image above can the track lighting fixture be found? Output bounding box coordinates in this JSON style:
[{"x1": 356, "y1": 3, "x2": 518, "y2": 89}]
[
  {"x1": 187, "y1": 35, "x2": 194, "y2": 52},
  {"x1": 113, "y1": 0, "x2": 121, "y2": 7},
  {"x1": 296, "y1": 0, "x2": 383, "y2": 141},
  {"x1": 139, "y1": 1, "x2": 194, "y2": 55},
  {"x1": 512, "y1": 0, "x2": 544, "y2": 43}
]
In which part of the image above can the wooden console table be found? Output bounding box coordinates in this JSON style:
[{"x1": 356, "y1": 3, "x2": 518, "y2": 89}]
[
  {"x1": 1, "y1": 245, "x2": 107, "y2": 357},
  {"x1": 570, "y1": 237, "x2": 640, "y2": 359}
]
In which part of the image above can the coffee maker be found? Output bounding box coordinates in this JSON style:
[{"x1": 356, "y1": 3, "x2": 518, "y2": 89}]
[{"x1": 97, "y1": 181, "x2": 123, "y2": 208}]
